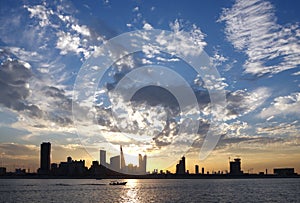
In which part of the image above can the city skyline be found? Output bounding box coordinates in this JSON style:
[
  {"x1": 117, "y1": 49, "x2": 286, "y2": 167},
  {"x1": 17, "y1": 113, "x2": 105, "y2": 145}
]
[
  {"x1": 0, "y1": 0, "x2": 300, "y2": 174},
  {"x1": 100, "y1": 146, "x2": 147, "y2": 174},
  {"x1": 0, "y1": 141, "x2": 298, "y2": 178}
]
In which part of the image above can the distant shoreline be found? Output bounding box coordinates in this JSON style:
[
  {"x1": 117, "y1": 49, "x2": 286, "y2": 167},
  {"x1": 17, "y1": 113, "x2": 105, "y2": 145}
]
[{"x1": 1, "y1": 174, "x2": 299, "y2": 179}]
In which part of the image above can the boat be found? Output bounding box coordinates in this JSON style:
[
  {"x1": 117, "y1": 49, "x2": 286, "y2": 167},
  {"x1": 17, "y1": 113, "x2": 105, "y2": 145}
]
[{"x1": 109, "y1": 181, "x2": 127, "y2": 185}]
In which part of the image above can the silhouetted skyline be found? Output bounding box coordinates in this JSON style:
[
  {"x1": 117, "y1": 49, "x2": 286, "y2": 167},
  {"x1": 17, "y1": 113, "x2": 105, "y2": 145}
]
[
  {"x1": 0, "y1": 0, "x2": 300, "y2": 176},
  {"x1": 0, "y1": 142, "x2": 298, "y2": 179}
]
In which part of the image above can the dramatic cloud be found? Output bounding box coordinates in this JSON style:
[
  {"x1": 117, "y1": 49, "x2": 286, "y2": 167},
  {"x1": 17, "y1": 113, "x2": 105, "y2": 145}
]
[
  {"x1": 219, "y1": 0, "x2": 300, "y2": 76},
  {"x1": 0, "y1": 60, "x2": 34, "y2": 111},
  {"x1": 0, "y1": 56, "x2": 73, "y2": 128},
  {"x1": 95, "y1": 86, "x2": 180, "y2": 140},
  {"x1": 1, "y1": 0, "x2": 299, "y2": 173}
]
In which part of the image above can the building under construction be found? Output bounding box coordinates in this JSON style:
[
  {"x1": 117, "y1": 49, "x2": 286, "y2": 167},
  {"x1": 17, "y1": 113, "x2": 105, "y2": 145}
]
[{"x1": 229, "y1": 158, "x2": 243, "y2": 175}]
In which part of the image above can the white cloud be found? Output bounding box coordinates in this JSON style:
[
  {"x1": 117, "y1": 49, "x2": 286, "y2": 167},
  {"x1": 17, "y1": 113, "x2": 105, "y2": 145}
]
[
  {"x1": 56, "y1": 31, "x2": 82, "y2": 55},
  {"x1": 143, "y1": 23, "x2": 153, "y2": 30},
  {"x1": 210, "y1": 51, "x2": 228, "y2": 68},
  {"x1": 103, "y1": 0, "x2": 110, "y2": 5},
  {"x1": 292, "y1": 71, "x2": 300, "y2": 76},
  {"x1": 132, "y1": 6, "x2": 139, "y2": 12},
  {"x1": 25, "y1": 4, "x2": 53, "y2": 27},
  {"x1": 222, "y1": 120, "x2": 249, "y2": 137},
  {"x1": 259, "y1": 92, "x2": 300, "y2": 118},
  {"x1": 155, "y1": 19, "x2": 207, "y2": 57},
  {"x1": 26, "y1": 3, "x2": 102, "y2": 61},
  {"x1": 219, "y1": 0, "x2": 300, "y2": 76},
  {"x1": 5, "y1": 47, "x2": 42, "y2": 62},
  {"x1": 201, "y1": 74, "x2": 228, "y2": 91},
  {"x1": 71, "y1": 24, "x2": 90, "y2": 36}
]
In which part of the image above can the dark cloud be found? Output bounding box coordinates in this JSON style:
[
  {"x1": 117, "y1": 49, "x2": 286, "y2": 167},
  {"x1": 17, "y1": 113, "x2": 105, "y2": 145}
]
[
  {"x1": 197, "y1": 119, "x2": 210, "y2": 135},
  {"x1": 226, "y1": 90, "x2": 247, "y2": 117},
  {"x1": 0, "y1": 57, "x2": 73, "y2": 127},
  {"x1": 225, "y1": 88, "x2": 269, "y2": 119},
  {"x1": 153, "y1": 119, "x2": 179, "y2": 147},
  {"x1": 215, "y1": 136, "x2": 285, "y2": 150},
  {"x1": 95, "y1": 81, "x2": 213, "y2": 150},
  {"x1": 40, "y1": 86, "x2": 73, "y2": 126},
  {"x1": 95, "y1": 107, "x2": 118, "y2": 131},
  {"x1": 42, "y1": 86, "x2": 73, "y2": 112},
  {"x1": 0, "y1": 143, "x2": 38, "y2": 157},
  {"x1": 0, "y1": 60, "x2": 32, "y2": 110}
]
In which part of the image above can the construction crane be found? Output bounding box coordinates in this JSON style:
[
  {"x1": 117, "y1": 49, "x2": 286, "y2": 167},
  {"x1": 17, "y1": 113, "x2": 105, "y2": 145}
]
[{"x1": 247, "y1": 168, "x2": 254, "y2": 174}]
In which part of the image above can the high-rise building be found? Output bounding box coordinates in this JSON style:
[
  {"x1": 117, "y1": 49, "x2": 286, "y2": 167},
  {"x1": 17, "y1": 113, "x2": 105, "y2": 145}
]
[
  {"x1": 202, "y1": 167, "x2": 204, "y2": 174},
  {"x1": 110, "y1": 155, "x2": 120, "y2": 172},
  {"x1": 139, "y1": 154, "x2": 142, "y2": 167},
  {"x1": 229, "y1": 158, "x2": 243, "y2": 175},
  {"x1": 100, "y1": 150, "x2": 106, "y2": 166},
  {"x1": 195, "y1": 165, "x2": 199, "y2": 174},
  {"x1": 38, "y1": 142, "x2": 51, "y2": 174},
  {"x1": 120, "y1": 146, "x2": 126, "y2": 171},
  {"x1": 176, "y1": 156, "x2": 186, "y2": 174},
  {"x1": 143, "y1": 155, "x2": 147, "y2": 173},
  {"x1": 138, "y1": 154, "x2": 147, "y2": 174},
  {"x1": 139, "y1": 154, "x2": 143, "y2": 173}
]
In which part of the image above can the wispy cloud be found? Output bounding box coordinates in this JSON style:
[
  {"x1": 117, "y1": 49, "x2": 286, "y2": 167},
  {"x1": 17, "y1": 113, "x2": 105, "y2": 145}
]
[
  {"x1": 25, "y1": 4, "x2": 53, "y2": 27},
  {"x1": 256, "y1": 121, "x2": 300, "y2": 137},
  {"x1": 259, "y1": 92, "x2": 300, "y2": 118},
  {"x1": 219, "y1": 0, "x2": 300, "y2": 76}
]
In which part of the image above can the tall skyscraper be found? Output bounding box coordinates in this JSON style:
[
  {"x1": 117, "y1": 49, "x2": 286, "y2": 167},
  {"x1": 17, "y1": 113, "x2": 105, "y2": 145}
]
[
  {"x1": 138, "y1": 154, "x2": 147, "y2": 174},
  {"x1": 39, "y1": 142, "x2": 51, "y2": 174},
  {"x1": 195, "y1": 165, "x2": 199, "y2": 174},
  {"x1": 139, "y1": 154, "x2": 143, "y2": 168},
  {"x1": 143, "y1": 155, "x2": 147, "y2": 174},
  {"x1": 176, "y1": 156, "x2": 186, "y2": 174},
  {"x1": 100, "y1": 150, "x2": 106, "y2": 166},
  {"x1": 120, "y1": 145, "x2": 126, "y2": 171}
]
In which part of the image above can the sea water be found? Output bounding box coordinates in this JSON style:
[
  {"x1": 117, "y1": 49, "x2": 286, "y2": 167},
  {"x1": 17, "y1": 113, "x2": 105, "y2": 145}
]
[{"x1": 0, "y1": 178, "x2": 299, "y2": 202}]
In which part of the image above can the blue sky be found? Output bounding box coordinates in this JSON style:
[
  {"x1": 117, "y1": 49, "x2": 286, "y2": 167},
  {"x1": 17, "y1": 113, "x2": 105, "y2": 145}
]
[{"x1": 0, "y1": 0, "x2": 299, "y2": 173}]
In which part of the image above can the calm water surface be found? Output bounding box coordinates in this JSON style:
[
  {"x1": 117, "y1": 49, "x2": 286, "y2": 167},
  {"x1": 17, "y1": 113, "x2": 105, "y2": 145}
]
[{"x1": 0, "y1": 178, "x2": 299, "y2": 202}]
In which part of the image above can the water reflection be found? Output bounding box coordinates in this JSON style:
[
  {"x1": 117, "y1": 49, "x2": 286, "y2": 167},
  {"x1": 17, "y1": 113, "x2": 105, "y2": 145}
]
[
  {"x1": 122, "y1": 179, "x2": 139, "y2": 203},
  {"x1": 1, "y1": 179, "x2": 299, "y2": 202}
]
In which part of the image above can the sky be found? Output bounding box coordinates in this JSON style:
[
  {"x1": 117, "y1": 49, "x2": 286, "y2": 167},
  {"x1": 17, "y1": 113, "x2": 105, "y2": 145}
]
[{"x1": 0, "y1": 0, "x2": 299, "y2": 174}]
